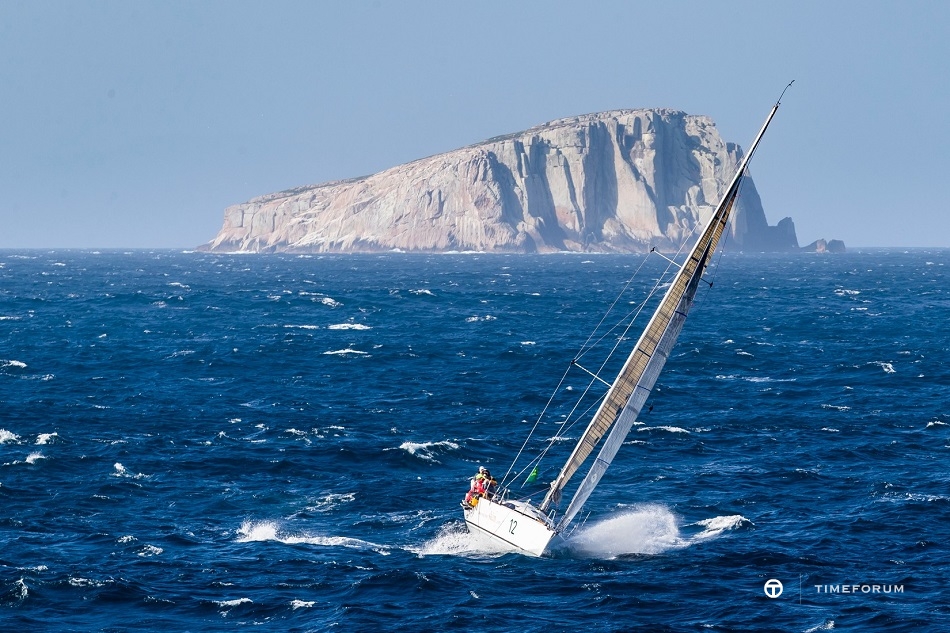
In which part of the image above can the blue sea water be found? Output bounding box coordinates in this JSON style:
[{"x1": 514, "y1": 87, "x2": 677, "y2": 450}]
[{"x1": 1, "y1": 249, "x2": 948, "y2": 632}]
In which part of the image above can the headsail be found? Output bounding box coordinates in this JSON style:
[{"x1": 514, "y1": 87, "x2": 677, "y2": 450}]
[{"x1": 540, "y1": 91, "x2": 788, "y2": 528}]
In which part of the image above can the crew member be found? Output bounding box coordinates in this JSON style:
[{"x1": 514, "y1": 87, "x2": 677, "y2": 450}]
[{"x1": 463, "y1": 466, "x2": 488, "y2": 508}]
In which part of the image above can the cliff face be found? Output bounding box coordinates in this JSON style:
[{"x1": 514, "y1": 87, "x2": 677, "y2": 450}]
[{"x1": 205, "y1": 109, "x2": 797, "y2": 253}]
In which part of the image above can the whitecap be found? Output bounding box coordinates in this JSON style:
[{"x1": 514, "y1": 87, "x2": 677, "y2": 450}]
[
  {"x1": 305, "y1": 492, "x2": 357, "y2": 513},
  {"x1": 877, "y1": 492, "x2": 949, "y2": 503},
  {"x1": 322, "y1": 348, "x2": 368, "y2": 356},
  {"x1": 69, "y1": 577, "x2": 109, "y2": 587},
  {"x1": 871, "y1": 361, "x2": 896, "y2": 374},
  {"x1": 320, "y1": 297, "x2": 342, "y2": 307},
  {"x1": 748, "y1": 376, "x2": 797, "y2": 383},
  {"x1": 284, "y1": 324, "x2": 320, "y2": 330},
  {"x1": 0, "y1": 429, "x2": 20, "y2": 444},
  {"x1": 821, "y1": 404, "x2": 851, "y2": 411},
  {"x1": 112, "y1": 462, "x2": 148, "y2": 479},
  {"x1": 410, "y1": 289, "x2": 435, "y2": 296},
  {"x1": 688, "y1": 515, "x2": 752, "y2": 540},
  {"x1": 1, "y1": 360, "x2": 27, "y2": 368},
  {"x1": 821, "y1": 427, "x2": 840, "y2": 432},
  {"x1": 926, "y1": 421, "x2": 947, "y2": 428},
  {"x1": 25, "y1": 452, "x2": 45, "y2": 464},
  {"x1": 36, "y1": 432, "x2": 58, "y2": 445},
  {"x1": 215, "y1": 598, "x2": 252, "y2": 607},
  {"x1": 327, "y1": 323, "x2": 372, "y2": 330},
  {"x1": 138, "y1": 545, "x2": 163, "y2": 557},
  {"x1": 520, "y1": 341, "x2": 536, "y2": 346},
  {"x1": 291, "y1": 599, "x2": 315, "y2": 609},
  {"x1": 637, "y1": 426, "x2": 690, "y2": 434},
  {"x1": 392, "y1": 440, "x2": 459, "y2": 463}
]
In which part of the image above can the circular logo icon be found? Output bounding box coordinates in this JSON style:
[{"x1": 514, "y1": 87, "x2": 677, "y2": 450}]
[{"x1": 764, "y1": 579, "x2": 784, "y2": 599}]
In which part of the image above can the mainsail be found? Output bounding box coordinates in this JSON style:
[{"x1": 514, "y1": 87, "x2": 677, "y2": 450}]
[{"x1": 539, "y1": 93, "x2": 787, "y2": 530}]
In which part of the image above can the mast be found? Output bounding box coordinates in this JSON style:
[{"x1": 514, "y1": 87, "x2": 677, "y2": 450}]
[{"x1": 540, "y1": 89, "x2": 789, "y2": 525}]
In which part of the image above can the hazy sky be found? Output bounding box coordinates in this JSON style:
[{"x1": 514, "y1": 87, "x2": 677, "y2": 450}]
[{"x1": 1, "y1": 0, "x2": 947, "y2": 248}]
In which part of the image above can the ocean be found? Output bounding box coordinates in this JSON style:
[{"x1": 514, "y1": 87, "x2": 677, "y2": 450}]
[{"x1": 1, "y1": 249, "x2": 947, "y2": 632}]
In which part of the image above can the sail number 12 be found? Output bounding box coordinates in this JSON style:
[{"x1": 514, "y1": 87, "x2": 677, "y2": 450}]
[{"x1": 509, "y1": 519, "x2": 517, "y2": 534}]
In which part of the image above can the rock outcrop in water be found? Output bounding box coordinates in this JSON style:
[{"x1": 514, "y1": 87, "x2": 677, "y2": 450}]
[
  {"x1": 801, "y1": 238, "x2": 847, "y2": 253},
  {"x1": 203, "y1": 109, "x2": 799, "y2": 253}
]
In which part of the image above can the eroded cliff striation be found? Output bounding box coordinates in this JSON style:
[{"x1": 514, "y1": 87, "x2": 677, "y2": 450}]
[{"x1": 204, "y1": 109, "x2": 798, "y2": 253}]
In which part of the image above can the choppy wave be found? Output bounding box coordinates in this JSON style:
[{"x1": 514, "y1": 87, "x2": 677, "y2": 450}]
[
  {"x1": 36, "y1": 432, "x2": 58, "y2": 445},
  {"x1": 391, "y1": 440, "x2": 460, "y2": 463},
  {"x1": 112, "y1": 463, "x2": 148, "y2": 479}
]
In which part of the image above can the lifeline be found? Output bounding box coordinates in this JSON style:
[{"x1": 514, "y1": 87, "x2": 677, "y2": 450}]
[{"x1": 814, "y1": 584, "x2": 904, "y2": 594}]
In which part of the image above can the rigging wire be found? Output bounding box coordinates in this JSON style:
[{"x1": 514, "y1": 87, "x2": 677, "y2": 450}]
[
  {"x1": 498, "y1": 253, "x2": 656, "y2": 488},
  {"x1": 500, "y1": 145, "x2": 756, "y2": 491},
  {"x1": 501, "y1": 218, "x2": 707, "y2": 490},
  {"x1": 502, "y1": 180, "x2": 743, "y2": 486}
]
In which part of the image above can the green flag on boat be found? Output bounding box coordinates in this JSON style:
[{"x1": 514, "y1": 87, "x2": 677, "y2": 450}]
[{"x1": 525, "y1": 466, "x2": 538, "y2": 484}]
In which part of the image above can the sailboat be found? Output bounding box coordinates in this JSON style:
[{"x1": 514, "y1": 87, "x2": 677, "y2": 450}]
[{"x1": 462, "y1": 85, "x2": 791, "y2": 556}]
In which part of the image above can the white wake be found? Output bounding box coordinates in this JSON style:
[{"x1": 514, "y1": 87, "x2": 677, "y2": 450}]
[{"x1": 561, "y1": 504, "x2": 750, "y2": 559}]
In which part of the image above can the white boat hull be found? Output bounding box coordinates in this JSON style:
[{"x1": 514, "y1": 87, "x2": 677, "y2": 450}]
[{"x1": 463, "y1": 497, "x2": 559, "y2": 557}]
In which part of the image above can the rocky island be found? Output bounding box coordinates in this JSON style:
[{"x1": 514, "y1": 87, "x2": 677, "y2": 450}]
[{"x1": 203, "y1": 109, "x2": 805, "y2": 254}]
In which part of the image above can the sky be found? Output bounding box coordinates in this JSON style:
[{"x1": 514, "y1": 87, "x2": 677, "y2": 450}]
[{"x1": 1, "y1": 0, "x2": 948, "y2": 249}]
